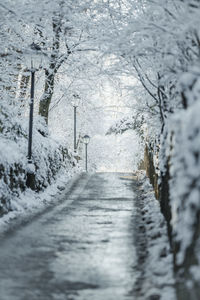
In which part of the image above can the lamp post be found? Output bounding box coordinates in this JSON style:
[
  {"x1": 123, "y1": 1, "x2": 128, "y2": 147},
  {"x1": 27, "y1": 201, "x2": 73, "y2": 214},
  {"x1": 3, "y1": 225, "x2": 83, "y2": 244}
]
[
  {"x1": 24, "y1": 47, "x2": 43, "y2": 160},
  {"x1": 83, "y1": 135, "x2": 90, "y2": 172},
  {"x1": 71, "y1": 94, "x2": 80, "y2": 152},
  {"x1": 26, "y1": 61, "x2": 38, "y2": 189},
  {"x1": 28, "y1": 62, "x2": 37, "y2": 163},
  {"x1": 25, "y1": 44, "x2": 46, "y2": 189},
  {"x1": 25, "y1": 43, "x2": 47, "y2": 163}
]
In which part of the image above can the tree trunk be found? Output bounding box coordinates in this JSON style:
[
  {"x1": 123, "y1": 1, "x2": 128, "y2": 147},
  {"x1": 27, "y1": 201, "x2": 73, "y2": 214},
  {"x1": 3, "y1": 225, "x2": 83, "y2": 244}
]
[
  {"x1": 38, "y1": 16, "x2": 62, "y2": 124},
  {"x1": 39, "y1": 69, "x2": 55, "y2": 123},
  {"x1": 144, "y1": 144, "x2": 159, "y2": 199},
  {"x1": 159, "y1": 163, "x2": 172, "y2": 242}
]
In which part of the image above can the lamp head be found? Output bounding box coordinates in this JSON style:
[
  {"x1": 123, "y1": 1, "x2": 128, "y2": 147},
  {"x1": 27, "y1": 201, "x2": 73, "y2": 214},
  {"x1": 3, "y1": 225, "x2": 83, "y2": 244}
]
[
  {"x1": 25, "y1": 44, "x2": 48, "y2": 71},
  {"x1": 83, "y1": 135, "x2": 90, "y2": 144},
  {"x1": 71, "y1": 93, "x2": 80, "y2": 107}
]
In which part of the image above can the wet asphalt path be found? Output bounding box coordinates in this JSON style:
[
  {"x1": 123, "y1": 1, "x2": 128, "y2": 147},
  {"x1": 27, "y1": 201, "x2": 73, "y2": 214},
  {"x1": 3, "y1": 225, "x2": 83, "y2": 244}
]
[{"x1": 0, "y1": 173, "x2": 138, "y2": 300}]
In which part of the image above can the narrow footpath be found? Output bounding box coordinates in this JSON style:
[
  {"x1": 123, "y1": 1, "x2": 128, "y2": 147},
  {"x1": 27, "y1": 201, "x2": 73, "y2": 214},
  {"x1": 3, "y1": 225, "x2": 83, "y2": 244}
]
[
  {"x1": 0, "y1": 173, "x2": 139, "y2": 300},
  {"x1": 0, "y1": 173, "x2": 176, "y2": 300}
]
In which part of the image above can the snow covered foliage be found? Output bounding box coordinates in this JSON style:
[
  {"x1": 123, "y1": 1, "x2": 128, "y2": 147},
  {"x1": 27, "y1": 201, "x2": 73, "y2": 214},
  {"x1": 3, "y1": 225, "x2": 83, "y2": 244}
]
[
  {"x1": 165, "y1": 69, "x2": 200, "y2": 296},
  {"x1": 104, "y1": 114, "x2": 144, "y2": 172},
  {"x1": 89, "y1": 131, "x2": 143, "y2": 172},
  {"x1": 0, "y1": 115, "x2": 76, "y2": 215},
  {"x1": 1, "y1": 0, "x2": 200, "y2": 294},
  {"x1": 0, "y1": 0, "x2": 96, "y2": 215},
  {"x1": 169, "y1": 101, "x2": 200, "y2": 263},
  {"x1": 122, "y1": 1, "x2": 200, "y2": 295},
  {"x1": 106, "y1": 114, "x2": 144, "y2": 138},
  {"x1": 90, "y1": 0, "x2": 200, "y2": 294},
  {"x1": 136, "y1": 172, "x2": 176, "y2": 300}
]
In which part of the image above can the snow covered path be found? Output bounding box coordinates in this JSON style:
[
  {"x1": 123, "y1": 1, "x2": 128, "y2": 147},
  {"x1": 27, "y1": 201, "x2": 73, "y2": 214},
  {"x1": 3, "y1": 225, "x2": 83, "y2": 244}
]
[{"x1": 0, "y1": 173, "x2": 138, "y2": 300}]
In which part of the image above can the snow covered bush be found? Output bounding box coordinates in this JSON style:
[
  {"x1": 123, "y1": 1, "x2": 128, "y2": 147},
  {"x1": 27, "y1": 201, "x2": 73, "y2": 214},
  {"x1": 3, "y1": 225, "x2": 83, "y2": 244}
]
[
  {"x1": 97, "y1": 1, "x2": 200, "y2": 296},
  {"x1": 0, "y1": 115, "x2": 74, "y2": 216},
  {"x1": 165, "y1": 70, "x2": 200, "y2": 298},
  {"x1": 106, "y1": 115, "x2": 144, "y2": 137},
  {"x1": 0, "y1": 0, "x2": 92, "y2": 216}
]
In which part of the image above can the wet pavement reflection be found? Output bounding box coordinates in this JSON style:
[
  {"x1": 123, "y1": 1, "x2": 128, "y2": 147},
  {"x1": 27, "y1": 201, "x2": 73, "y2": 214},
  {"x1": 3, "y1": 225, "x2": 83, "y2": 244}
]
[{"x1": 0, "y1": 173, "x2": 138, "y2": 300}]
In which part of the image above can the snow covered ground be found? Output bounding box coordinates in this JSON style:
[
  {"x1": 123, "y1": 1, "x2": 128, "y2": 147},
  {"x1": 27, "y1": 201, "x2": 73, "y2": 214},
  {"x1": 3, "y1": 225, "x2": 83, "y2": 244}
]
[{"x1": 135, "y1": 171, "x2": 176, "y2": 300}]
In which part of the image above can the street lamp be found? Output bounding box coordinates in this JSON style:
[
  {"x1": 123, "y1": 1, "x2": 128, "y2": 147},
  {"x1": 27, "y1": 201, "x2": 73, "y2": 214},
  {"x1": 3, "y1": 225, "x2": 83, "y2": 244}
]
[
  {"x1": 27, "y1": 61, "x2": 37, "y2": 164},
  {"x1": 83, "y1": 135, "x2": 90, "y2": 172},
  {"x1": 71, "y1": 93, "x2": 80, "y2": 152},
  {"x1": 26, "y1": 60, "x2": 39, "y2": 189},
  {"x1": 25, "y1": 44, "x2": 47, "y2": 189},
  {"x1": 25, "y1": 43, "x2": 47, "y2": 164},
  {"x1": 23, "y1": 42, "x2": 49, "y2": 190}
]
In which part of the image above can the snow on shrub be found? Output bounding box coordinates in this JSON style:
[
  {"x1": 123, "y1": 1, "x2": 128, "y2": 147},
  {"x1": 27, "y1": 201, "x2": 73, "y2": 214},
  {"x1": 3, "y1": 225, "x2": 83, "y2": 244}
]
[
  {"x1": 0, "y1": 115, "x2": 74, "y2": 215},
  {"x1": 167, "y1": 72, "x2": 200, "y2": 274}
]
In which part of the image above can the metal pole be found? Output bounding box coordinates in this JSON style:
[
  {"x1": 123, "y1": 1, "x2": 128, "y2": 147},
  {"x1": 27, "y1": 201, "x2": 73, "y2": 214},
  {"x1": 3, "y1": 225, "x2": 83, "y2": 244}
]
[
  {"x1": 85, "y1": 143, "x2": 88, "y2": 172},
  {"x1": 28, "y1": 69, "x2": 35, "y2": 163},
  {"x1": 74, "y1": 106, "x2": 77, "y2": 152}
]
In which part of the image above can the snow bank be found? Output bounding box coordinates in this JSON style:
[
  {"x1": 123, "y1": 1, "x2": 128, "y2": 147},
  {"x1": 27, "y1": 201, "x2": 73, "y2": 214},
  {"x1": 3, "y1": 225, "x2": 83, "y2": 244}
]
[
  {"x1": 168, "y1": 101, "x2": 200, "y2": 266},
  {"x1": 160, "y1": 69, "x2": 200, "y2": 294},
  {"x1": 0, "y1": 169, "x2": 80, "y2": 234},
  {"x1": 0, "y1": 114, "x2": 79, "y2": 215},
  {"x1": 137, "y1": 171, "x2": 176, "y2": 300}
]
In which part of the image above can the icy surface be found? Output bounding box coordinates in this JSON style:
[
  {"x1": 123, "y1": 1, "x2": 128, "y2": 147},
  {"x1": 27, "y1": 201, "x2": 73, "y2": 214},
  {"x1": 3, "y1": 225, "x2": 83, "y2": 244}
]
[
  {"x1": 0, "y1": 173, "x2": 137, "y2": 300},
  {"x1": 0, "y1": 167, "x2": 80, "y2": 234},
  {"x1": 0, "y1": 172, "x2": 176, "y2": 300}
]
